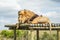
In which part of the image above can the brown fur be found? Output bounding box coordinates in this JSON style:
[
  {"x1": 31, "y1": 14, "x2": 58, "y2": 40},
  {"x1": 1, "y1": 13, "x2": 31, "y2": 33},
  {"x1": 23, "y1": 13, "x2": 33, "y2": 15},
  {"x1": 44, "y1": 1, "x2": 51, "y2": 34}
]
[{"x1": 18, "y1": 9, "x2": 50, "y2": 24}]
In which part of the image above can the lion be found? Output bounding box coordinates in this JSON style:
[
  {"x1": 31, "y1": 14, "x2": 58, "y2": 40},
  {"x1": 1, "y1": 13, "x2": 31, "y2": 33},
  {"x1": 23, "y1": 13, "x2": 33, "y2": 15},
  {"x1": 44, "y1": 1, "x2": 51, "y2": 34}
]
[
  {"x1": 18, "y1": 9, "x2": 50, "y2": 24},
  {"x1": 18, "y1": 9, "x2": 51, "y2": 40}
]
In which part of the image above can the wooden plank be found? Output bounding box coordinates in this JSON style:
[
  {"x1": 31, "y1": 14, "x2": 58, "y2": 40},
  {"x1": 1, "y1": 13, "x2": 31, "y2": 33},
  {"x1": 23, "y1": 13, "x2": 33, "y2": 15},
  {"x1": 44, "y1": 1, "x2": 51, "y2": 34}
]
[
  {"x1": 5, "y1": 23, "x2": 60, "y2": 27},
  {"x1": 5, "y1": 24, "x2": 16, "y2": 27},
  {"x1": 18, "y1": 26, "x2": 60, "y2": 30}
]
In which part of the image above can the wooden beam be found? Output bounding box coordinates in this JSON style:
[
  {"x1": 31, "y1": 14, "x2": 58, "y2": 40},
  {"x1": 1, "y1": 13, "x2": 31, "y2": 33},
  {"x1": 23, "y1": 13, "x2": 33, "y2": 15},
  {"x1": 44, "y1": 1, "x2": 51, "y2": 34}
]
[
  {"x1": 36, "y1": 30, "x2": 39, "y2": 40},
  {"x1": 5, "y1": 24, "x2": 16, "y2": 27},
  {"x1": 14, "y1": 27, "x2": 16, "y2": 40},
  {"x1": 57, "y1": 30, "x2": 59, "y2": 40}
]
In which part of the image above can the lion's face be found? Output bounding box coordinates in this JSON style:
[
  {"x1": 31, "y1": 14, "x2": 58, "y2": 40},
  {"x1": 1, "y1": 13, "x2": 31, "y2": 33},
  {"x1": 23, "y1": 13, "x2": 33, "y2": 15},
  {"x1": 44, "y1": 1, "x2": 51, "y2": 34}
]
[{"x1": 18, "y1": 10, "x2": 27, "y2": 23}]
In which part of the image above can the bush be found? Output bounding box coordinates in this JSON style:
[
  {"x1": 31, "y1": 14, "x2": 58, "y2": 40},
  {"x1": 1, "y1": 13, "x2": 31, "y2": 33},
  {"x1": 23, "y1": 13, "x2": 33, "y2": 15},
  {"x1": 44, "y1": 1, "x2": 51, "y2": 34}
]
[
  {"x1": 41, "y1": 32, "x2": 55, "y2": 40},
  {"x1": 0, "y1": 30, "x2": 14, "y2": 38}
]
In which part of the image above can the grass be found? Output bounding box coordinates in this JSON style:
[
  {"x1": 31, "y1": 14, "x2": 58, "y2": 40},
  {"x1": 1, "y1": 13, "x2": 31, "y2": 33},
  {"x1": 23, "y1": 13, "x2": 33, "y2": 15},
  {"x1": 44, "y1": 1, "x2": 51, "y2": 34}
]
[{"x1": 0, "y1": 30, "x2": 60, "y2": 40}]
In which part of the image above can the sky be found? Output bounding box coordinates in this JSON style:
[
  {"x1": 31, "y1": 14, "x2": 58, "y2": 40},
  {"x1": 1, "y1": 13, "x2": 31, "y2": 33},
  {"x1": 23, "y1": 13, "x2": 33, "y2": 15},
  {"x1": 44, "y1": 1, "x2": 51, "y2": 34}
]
[{"x1": 0, "y1": 0, "x2": 60, "y2": 30}]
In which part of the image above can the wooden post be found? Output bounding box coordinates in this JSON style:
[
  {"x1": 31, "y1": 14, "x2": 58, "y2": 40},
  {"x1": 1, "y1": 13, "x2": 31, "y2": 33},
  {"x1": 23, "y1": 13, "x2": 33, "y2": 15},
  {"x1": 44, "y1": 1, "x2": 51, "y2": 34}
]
[
  {"x1": 26, "y1": 30, "x2": 28, "y2": 40},
  {"x1": 57, "y1": 30, "x2": 59, "y2": 40},
  {"x1": 14, "y1": 27, "x2": 16, "y2": 40},
  {"x1": 37, "y1": 30, "x2": 39, "y2": 40}
]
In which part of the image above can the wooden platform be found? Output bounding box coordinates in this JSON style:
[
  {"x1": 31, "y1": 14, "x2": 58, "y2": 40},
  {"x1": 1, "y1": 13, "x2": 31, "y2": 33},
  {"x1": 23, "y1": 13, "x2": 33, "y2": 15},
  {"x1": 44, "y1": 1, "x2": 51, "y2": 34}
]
[
  {"x1": 5, "y1": 23, "x2": 60, "y2": 30},
  {"x1": 5, "y1": 23, "x2": 60, "y2": 40}
]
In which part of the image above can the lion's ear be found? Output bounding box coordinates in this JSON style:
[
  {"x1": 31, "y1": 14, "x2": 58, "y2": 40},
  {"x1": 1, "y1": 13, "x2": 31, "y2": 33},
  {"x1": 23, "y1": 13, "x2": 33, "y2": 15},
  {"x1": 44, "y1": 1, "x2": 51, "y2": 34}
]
[
  {"x1": 24, "y1": 9, "x2": 27, "y2": 14},
  {"x1": 18, "y1": 11, "x2": 20, "y2": 14}
]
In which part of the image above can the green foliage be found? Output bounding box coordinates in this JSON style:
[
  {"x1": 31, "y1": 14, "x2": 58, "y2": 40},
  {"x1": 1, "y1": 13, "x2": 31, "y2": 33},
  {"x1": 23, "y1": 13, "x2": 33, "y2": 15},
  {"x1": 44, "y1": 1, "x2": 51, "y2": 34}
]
[
  {"x1": 0, "y1": 30, "x2": 14, "y2": 38},
  {"x1": 0, "y1": 30, "x2": 27, "y2": 38},
  {"x1": 41, "y1": 32, "x2": 55, "y2": 40},
  {"x1": 52, "y1": 34, "x2": 57, "y2": 40},
  {"x1": 0, "y1": 30, "x2": 58, "y2": 40},
  {"x1": 0, "y1": 30, "x2": 8, "y2": 37},
  {"x1": 16, "y1": 30, "x2": 26, "y2": 37},
  {"x1": 8, "y1": 30, "x2": 14, "y2": 38},
  {"x1": 41, "y1": 32, "x2": 49, "y2": 40}
]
